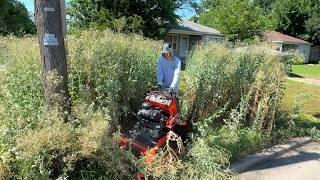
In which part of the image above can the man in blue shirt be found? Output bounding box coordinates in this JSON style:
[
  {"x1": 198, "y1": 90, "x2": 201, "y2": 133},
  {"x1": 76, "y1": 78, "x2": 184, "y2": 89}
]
[{"x1": 157, "y1": 43, "x2": 181, "y2": 93}]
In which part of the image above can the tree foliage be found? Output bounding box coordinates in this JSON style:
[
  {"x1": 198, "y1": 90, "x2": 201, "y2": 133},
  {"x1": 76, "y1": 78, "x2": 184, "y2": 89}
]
[
  {"x1": 0, "y1": 0, "x2": 35, "y2": 36},
  {"x1": 272, "y1": 0, "x2": 320, "y2": 45},
  {"x1": 199, "y1": 0, "x2": 274, "y2": 41},
  {"x1": 68, "y1": 0, "x2": 186, "y2": 39},
  {"x1": 272, "y1": 0, "x2": 310, "y2": 38},
  {"x1": 305, "y1": 13, "x2": 320, "y2": 45},
  {"x1": 195, "y1": 0, "x2": 320, "y2": 44},
  {"x1": 252, "y1": 0, "x2": 276, "y2": 12}
]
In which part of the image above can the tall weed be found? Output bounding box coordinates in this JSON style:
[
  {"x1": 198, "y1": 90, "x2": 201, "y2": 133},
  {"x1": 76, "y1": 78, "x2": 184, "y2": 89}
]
[
  {"x1": 68, "y1": 30, "x2": 160, "y2": 127},
  {"x1": 13, "y1": 104, "x2": 138, "y2": 179},
  {"x1": 0, "y1": 37, "x2": 43, "y2": 125},
  {"x1": 182, "y1": 43, "x2": 286, "y2": 133},
  {"x1": 0, "y1": 33, "x2": 287, "y2": 179},
  {"x1": 0, "y1": 31, "x2": 159, "y2": 179}
]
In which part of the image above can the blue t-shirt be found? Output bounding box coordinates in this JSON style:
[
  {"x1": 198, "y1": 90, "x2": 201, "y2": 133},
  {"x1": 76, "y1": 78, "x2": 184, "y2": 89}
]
[{"x1": 157, "y1": 56, "x2": 181, "y2": 92}]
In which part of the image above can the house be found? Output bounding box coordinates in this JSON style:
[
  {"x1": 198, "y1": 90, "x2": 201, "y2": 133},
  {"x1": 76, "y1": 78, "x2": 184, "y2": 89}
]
[
  {"x1": 165, "y1": 20, "x2": 224, "y2": 60},
  {"x1": 263, "y1": 31, "x2": 312, "y2": 63},
  {"x1": 310, "y1": 45, "x2": 320, "y2": 63}
]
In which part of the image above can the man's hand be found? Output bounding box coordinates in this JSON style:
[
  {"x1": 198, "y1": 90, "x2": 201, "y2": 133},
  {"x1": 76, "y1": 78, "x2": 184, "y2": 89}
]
[{"x1": 169, "y1": 87, "x2": 175, "y2": 95}]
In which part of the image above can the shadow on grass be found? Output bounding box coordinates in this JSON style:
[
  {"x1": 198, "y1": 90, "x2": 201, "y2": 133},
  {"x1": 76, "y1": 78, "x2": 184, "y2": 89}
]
[
  {"x1": 288, "y1": 72, "x2": 304, "y2": 78},
  {"x1": 295, "y1": 117, "x2": 320, "y2": 129},
  {"x1": 313, "y1": 113, "x2": 320, "y2": 119},
  {"x1": 275, "y1": 112, "x2": 320, "y2": 135}
]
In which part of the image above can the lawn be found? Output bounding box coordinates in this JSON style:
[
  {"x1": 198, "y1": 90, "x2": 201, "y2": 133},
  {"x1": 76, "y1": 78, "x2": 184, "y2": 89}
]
[
  {"x1": 281, "y1": 80, "x2": 320, "y2": 116},
  {"x1": 280, "y1": 80, "x2": 320, "y2": 130},
  {"x1": 291, "y1": 64, "x2": 320, "y2": 79}
]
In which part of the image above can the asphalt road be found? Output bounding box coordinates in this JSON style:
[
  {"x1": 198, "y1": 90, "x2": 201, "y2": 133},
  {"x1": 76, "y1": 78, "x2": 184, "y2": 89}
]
[{"x1": 235, "y1": 141, "x2": 320, "y2": 180}]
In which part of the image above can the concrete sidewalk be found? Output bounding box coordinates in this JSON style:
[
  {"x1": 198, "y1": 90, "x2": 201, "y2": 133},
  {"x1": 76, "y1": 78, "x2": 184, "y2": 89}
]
[
  {"x1": 234, "y1": 141, "x2": 320, "y2": 180},
  {"x1": 229, "y1": 137, "x2": 312, "y2": 174}
]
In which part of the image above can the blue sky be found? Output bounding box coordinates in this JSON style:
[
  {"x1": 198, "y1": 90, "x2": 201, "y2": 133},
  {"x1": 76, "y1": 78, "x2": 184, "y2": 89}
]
[{"x1": 18, "y1": 0, "x2": 197, "y2": 19}]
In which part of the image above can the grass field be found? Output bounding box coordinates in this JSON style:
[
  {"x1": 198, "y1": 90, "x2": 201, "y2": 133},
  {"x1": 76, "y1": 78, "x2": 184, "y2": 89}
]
[
  {"x1": 280, "y1": 79, "x2": 320, "y2": 132},
  {"x1": 291, "y1": 64, "x2": 320, "y2": 79},
  {"x1": 281, "y1": 80, "x2": 320, "y2": 116}
]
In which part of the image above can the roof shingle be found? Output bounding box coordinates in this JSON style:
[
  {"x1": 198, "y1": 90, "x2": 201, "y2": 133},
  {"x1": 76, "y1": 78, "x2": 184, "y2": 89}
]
[
  {"x1": 263, "y1": 31, "x2": 311, "y2": 45},
  {"x1": 168, "y1": 20, "x2": 223, "y2": 36}
]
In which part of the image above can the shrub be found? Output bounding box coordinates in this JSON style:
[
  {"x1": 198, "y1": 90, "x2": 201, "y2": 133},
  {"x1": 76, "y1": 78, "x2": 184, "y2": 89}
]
[
  {"x1": 287, "y1": 56, "x2": 305, "y2": 65},
  {"x1": 282, "y1": 53, "x2": 305, "y2": 73}
]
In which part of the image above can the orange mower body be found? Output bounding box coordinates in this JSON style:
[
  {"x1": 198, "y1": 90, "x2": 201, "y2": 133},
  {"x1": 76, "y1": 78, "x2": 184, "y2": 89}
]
[{"x1": 117, "y1": 88, "x2": 191, "y2": 179}]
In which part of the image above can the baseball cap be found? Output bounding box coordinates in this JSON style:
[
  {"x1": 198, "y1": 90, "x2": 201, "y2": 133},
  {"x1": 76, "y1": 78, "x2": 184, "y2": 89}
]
[{"x1": 162, "y1": 43, "x2": 173, "y2": 54}]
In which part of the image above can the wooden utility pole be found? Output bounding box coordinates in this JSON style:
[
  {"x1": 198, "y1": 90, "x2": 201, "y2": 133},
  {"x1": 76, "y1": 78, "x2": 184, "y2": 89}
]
[
  {"x1": 60, "y1": 0, "x2": 67, "y2": 38},
  {"x1": 35, "y1": 0, "x2": 70, "y2": 113}
]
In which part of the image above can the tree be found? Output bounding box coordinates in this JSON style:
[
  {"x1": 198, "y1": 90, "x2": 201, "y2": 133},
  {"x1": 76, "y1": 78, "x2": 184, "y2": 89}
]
[
  {"x1": 306, "y1": 13, "x2": 320, "y2": 45},
  {"x1": 199, "y1": 0, "x2": 273, "y2": 41},
  {"x1": 68, "y1": 0, "x2": 187, "y2": 39},
  {"x1": 272, "y1": 0, "x2": 320, "y2": 45},
  {"x1": 272, "y1": 0, "x2": 310, "y2": 38},
  {"x1": 0, "y1": 0, "x2": 35, "y2": 36},
  {"x1": 252, "y1": 0, "x2": 276, "y2": 12}
]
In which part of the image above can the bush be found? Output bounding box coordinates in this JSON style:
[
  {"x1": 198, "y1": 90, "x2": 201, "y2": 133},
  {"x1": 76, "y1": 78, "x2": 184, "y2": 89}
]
[
  {"x1": 282, "y1": 53, "x2": 305, "y2": 73},
  {"x1": 287, "y1": 56, "x2": 305, "y2": 65}
]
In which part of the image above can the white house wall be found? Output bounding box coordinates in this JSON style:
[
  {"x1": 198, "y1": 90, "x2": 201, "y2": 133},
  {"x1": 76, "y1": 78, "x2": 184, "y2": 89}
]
[
  {"x1": 165, "y1": 34, "x2": 180, "y2": 56},
  {"x1": 203, "y1": 35, "x2": 224, "y2": 44},
  {"x1": 189, "y1": 35, "x2": 202, "y2": 49},
  {"x1": 297, "y1": 44, "x2": 311, "y2": 63}
]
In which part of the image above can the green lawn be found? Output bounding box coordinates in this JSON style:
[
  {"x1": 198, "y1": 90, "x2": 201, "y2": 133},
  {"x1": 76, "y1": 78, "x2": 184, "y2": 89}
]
[
  {"x1": 281, "y1": 80, "x2": 320, "y2": 116},
  {"x1": 291, "y1": 64, "x2": 320, "y2": 79},
  {"x1": 278, "y1": 79, "x2": 320, "y2": 135}
]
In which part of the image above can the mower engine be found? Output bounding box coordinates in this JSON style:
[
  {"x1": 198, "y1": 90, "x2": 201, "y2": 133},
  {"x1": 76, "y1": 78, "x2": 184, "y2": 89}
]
[{"x1": 118, "y1": 87, "x2": 190, "y2": 158}]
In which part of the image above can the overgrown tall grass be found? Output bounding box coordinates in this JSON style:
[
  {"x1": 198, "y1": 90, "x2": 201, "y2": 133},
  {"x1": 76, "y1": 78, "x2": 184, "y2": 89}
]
[
  {"x1": 180, "y1": 43, "x2": 286, "y2": 164},
  {"x1": 0, "y1": 32, "x2": 287, "y2": 179},
  {"x1": 68, "y1": 31, "x2": 161, "y2": 126},
  {"x1": 0, "y1": 31, "x2": 159, "y2": 178},
  {"x1": 182, "y1": 43, "x2": 286, "y2": 133}
]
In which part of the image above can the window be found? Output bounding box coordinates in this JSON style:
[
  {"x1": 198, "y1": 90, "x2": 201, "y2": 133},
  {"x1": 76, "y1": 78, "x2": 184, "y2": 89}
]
[
  {"x1": 282, "y1": 44, "x2": 298, "y2": 52},
  {"x1": 172, "y1": 35, "x2": 178, "y2": 50},
  {"x1": 165, "y1": 34, "x2": 178, "y2": 50},
  {"x1": 203, "y1": 36, "x2": 224, "y2": 45},
  {"x1": 165, "y1": 35, "x2": 172, "y2": 44}
]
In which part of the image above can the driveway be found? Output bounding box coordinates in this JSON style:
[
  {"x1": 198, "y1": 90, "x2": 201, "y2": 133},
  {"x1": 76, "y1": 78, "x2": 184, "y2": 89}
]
[{"x1": 235, "y1": 141, "x2": 320, "y2": 180}]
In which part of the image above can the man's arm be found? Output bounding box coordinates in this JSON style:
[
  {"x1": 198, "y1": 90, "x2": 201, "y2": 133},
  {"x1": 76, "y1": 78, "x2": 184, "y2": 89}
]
[
  {"x1": 157, "y1": 57, "x2": 163, "y2": 85},
  {"x1": 170, "y1": 59, "x2": 181, "y2": 90}
]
